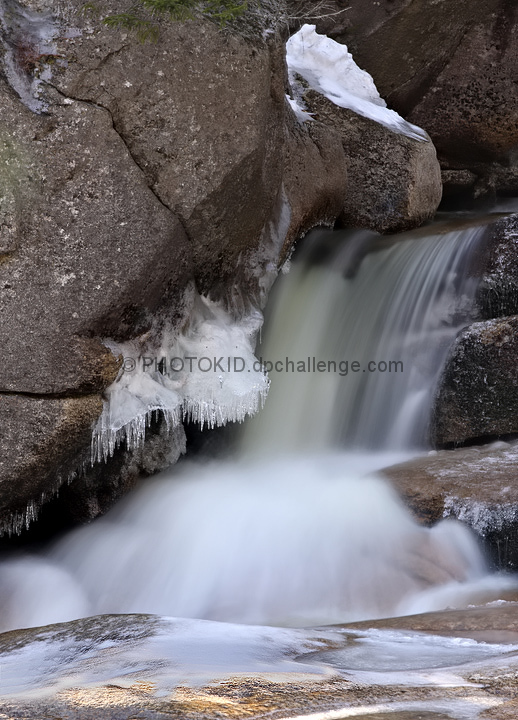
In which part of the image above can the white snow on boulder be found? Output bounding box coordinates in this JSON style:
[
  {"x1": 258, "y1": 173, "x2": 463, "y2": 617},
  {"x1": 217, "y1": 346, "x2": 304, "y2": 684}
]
[{"x1": 286, "y1": 24, "x2": 428, "y2": 141}]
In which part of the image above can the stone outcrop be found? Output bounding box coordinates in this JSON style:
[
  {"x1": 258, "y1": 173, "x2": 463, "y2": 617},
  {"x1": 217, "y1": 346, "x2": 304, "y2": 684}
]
[
  {"x1": 304, "y1": 89, "x2": 442, "y2": 233},
  {"x1": 382, "y1": 440, "x2": 518, "y2": 570},
  {"x1": 476, "y1": 214, "x2": 518, "y2": 321},
  {"x1": 431, "y1": 317, "x2": 518, "y2": 447},
  {"x1": 1, "y1": 609, "x2": 518, "y2": 718},
  {"x1": 430, "y1": 214, "x2": 518, "y2": 447},
  {"x1": 282, "y1": 112, "x2": 347, "y2": 253},
  {"x1": 0, "y1": 394, "x2": 102, "y2": 535},
  {"x1": 289, "y1": 0, "x2": 518, "y2": 200}
]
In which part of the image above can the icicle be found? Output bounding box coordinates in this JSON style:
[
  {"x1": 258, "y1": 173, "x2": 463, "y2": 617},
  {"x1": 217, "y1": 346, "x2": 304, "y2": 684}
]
[{"x1": 91, "y1": 292, "x2": 270, "y2": 463}]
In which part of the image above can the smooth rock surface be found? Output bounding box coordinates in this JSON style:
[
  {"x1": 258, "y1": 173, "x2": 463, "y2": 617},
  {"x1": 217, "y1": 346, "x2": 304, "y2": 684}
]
[
  {"x1": 0, "y1": 609, "x2": 517, "y2": 719},
  {"x1": 282, "y1": 110, "x2": 348, "y2": 254}
]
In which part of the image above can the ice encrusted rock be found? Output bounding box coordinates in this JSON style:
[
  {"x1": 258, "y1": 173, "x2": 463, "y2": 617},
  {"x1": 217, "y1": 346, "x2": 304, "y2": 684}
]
[{"x1": 92, "y1": 292, "x2": 270, "y2": 463}]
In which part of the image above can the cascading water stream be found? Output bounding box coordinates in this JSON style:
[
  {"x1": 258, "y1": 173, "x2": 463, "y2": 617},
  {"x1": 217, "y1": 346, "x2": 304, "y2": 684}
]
[
  {"x1": 243, "y1": 224, "x2": 484, "y2": 454},
  {"x1": 0, "y1": 219, "x2": 515, "y2": 633}
]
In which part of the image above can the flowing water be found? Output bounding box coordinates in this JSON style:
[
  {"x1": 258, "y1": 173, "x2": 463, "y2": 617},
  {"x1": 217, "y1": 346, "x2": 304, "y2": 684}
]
[
  {"x1": 0, "y1": 220, "x2": 516, "y2": 634},
  {"x1": 243, "y1": 224, "x2": 483, "y2": 453}
]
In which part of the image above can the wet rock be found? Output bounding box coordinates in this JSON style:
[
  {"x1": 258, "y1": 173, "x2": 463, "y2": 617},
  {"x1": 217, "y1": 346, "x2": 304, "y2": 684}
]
[
  {"x1": 0, "y1": 610, "x2": 517, "y2": 719},
  {"x1": 347, "y1": 601, "x2": 518, "y2": 640},
  {"x1": 35, "y1": 421, "x2": 187, "y2": 533},
  {"x1": 302, "y1": 89, "x2": 442, "y2": 233},
  {"x1": 477, "y1": 214, "x2": 518, "y2": 320},
  {"x1": 429, "y1": 214, "x2": 518, "y2": 449},
  {"x1": 382, "y1": 441, "x2": 518, "y2": 570},
  {"x1": 431, "y1": 317, "x2": 518, "y2": 447}
]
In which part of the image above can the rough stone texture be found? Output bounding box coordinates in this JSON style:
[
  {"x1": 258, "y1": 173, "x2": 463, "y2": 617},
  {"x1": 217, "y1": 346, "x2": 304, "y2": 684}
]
[
  {"x1": 0, "y1": 394, "x2": 102, "y2": 535},
  {"x1": 477, "y1": 214, "x2": 518, "y2": 320},
  {"x1": 431, "y1": 316, "x2": 518, "y2": 447},
  {"x1": 49, "y1": 7, "x2": 286, "y2": 294},
  {"x1": 288, "y1": 0, "x2": 518, "y2": 199},
  {"x1": 282, "y1": 110, "x2": 347, "y2": 253},
  {"x1": 382, "y1": 441, "x2": 518, "y2": 570},
  {"x1": 0, "y1": 77, "x2": 190, "y2": 394},
  {"x1": 302, "y1": 90, "x2": 442, "y2": 233}
]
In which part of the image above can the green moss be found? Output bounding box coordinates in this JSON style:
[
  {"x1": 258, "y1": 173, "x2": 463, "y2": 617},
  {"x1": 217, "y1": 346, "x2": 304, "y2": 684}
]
[{"x1": 83, "y1": 0, "x2": 250, "y2": 42}]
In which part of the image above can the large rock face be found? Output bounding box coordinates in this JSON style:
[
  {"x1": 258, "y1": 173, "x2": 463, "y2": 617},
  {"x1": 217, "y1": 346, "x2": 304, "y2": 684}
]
[
  {"x1": 289, "y1": 0, "x2": 518, "y2": 199},
  {"x1": 0, "y1": 0, "x2": 352, "y2": 531},
  {"x1": 304, "y1": 89, "x2": 442, "y2": 233}
]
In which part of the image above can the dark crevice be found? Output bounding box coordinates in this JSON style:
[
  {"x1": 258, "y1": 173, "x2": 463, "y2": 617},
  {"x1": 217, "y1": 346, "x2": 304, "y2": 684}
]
[{"x1": 0, "y1": 389, "x2": 104, "y2": 400}]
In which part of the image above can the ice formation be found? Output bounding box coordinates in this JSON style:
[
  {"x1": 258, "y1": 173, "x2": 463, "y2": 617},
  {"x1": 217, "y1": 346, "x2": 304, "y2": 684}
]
[
  {"x1": 0, "y1": 615, "x2": 517, "y2": 700},
  {"x1": 92, "y1": 291, "x2": 270, "y2": 463},
  {"x1": 286, "y1": 24, "x2": 428, "y2": 141},
  {"x1": 285, "y1": 94, "x2": 314, "y2": 123}
]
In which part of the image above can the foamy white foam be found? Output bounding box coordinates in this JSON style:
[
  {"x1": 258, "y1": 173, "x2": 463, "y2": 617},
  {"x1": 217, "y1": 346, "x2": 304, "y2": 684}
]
[{"x1": 0, "y1": 454, "x2": 510, "y2": 632}]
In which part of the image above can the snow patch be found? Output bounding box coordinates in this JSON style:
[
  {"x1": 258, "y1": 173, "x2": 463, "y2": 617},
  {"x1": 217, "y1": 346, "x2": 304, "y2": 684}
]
[
  {"x1": 286, "y1": 25, "x2": 428, "y2": 142},
  {"x1": 286, "y1": 94, "x2": 314, "y2": 123}
]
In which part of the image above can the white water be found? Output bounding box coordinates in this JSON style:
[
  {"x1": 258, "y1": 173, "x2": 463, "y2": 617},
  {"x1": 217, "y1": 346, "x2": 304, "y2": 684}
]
[
  {"x1": 0, "y1": 455, "x2": 494, "y2": 632},
  {"x1": 1, "y1": 222, "x2": 516, "y2": 636}
]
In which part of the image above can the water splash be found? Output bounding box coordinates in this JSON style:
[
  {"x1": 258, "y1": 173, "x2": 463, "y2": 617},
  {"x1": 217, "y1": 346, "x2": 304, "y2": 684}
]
[{"x1": 0, "y1": 454, "x2": 505, "y2": 633}]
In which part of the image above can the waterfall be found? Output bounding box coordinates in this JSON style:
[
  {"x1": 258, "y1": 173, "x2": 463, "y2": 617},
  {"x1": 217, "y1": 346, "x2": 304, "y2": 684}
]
[
  {"x1": 243, "y1": 224, "x2": 484, "y2": 454},
  {"x1": 0, "y1": 219, "x2": 515, "y2": 632}
]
